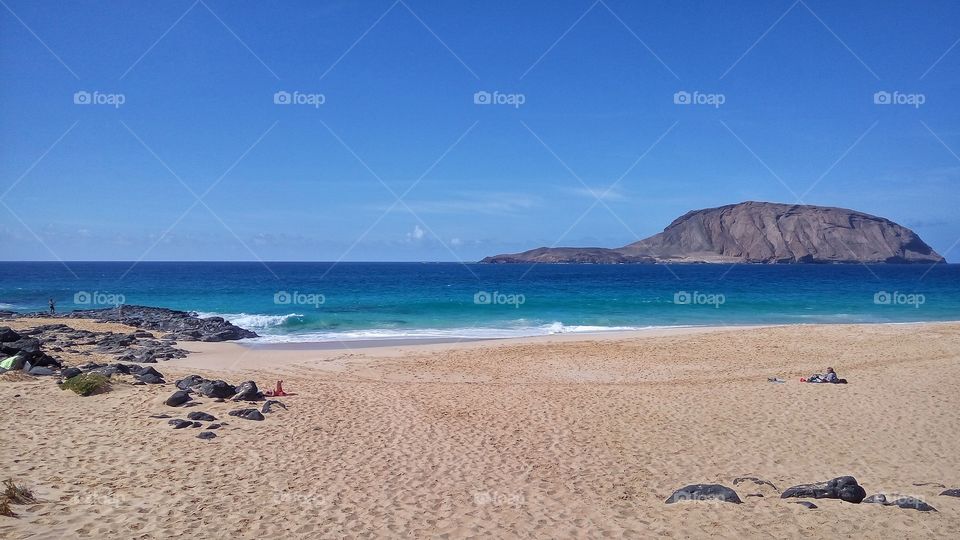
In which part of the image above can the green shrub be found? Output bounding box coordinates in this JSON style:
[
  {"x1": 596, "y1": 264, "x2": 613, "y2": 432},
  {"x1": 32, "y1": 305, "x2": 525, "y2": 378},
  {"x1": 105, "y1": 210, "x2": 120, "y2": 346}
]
[{"x1": 60, "y1": 373, "x2": 110, "y2": 396}]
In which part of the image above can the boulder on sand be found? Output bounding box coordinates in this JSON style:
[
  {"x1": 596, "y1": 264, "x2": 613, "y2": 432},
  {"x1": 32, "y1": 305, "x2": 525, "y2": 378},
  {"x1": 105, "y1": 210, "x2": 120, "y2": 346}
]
[
  {"x1": 26, "y1": 365, "x2": 56, "y2": 376},
  {"x1": 890, "y1": 497, "x2": 936, "y2": 511},
  {"x1": 665, "y1": 484, "x2": 742, "y2": 504},
  {"x1": 198, "y1": 380, "x2": 236, "y2": 399},
  {"x1": 0, "y1": 326, "x2": 22, "y2": 342},
  {"x1": 0, "y1": 336, "x2": 61, "y2": 368},
  {"x1": 865, "y1": 494, "x2": 936, "y2": 511},
  {"x1": 262, "y1": 400, "x2": 287, "y2": 414},
  {"x1": 228, "y1": 408, "x2": 265, "y2": 421},
  {"x1": 164, "y1": 390, "x2": 191, "y2": 407},
  {"x1": 232, "y1": 381, "x2": 264, "y2": 402},
  {"x1": 781, "y1": 476, "x2": 866, "y2": 504},
  {"x1": 137, "y1": 373, "x2": 165, "y2": 384},
  {"x1": 176, "y1": 374, "x2": 206, "y2": 391}
]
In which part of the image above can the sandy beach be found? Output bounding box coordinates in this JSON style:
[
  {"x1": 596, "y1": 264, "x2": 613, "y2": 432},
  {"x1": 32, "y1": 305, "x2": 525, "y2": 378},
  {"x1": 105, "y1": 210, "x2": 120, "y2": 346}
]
[{"x1": 2, "y1": 320, "x2": 960, "y2": 538}]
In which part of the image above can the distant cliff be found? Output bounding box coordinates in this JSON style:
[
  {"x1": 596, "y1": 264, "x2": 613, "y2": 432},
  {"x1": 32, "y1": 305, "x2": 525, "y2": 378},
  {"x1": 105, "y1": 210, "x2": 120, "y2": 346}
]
[{"x1": 481, "y1": 202, "x2": 945, "y2": 264}]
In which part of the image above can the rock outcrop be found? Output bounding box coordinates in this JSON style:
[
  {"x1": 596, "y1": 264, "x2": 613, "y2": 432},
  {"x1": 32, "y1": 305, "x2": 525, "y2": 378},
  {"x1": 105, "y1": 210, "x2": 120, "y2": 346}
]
[
  {"x1": 780, "y1": 476, "x2": 866, "y2": 504},
  {"x1": 482, "y1": 202, "x2": 945, "y2": 264},
  {"x1": 17, "y1": 305, "x2": 258, "y2": 342}
]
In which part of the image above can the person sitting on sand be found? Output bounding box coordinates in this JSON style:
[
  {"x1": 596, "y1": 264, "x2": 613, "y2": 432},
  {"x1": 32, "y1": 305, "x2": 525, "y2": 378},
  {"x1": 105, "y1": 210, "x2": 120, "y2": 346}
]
[{"x1": 807, "y1": 367, "x2": 840, "y2": 383}]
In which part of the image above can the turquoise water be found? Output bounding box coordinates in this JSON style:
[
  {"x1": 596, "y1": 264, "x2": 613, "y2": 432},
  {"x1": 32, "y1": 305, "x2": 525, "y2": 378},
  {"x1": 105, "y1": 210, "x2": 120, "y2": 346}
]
[{"x1": 1, "y1": 262, "x2": 958, "y2": 342}]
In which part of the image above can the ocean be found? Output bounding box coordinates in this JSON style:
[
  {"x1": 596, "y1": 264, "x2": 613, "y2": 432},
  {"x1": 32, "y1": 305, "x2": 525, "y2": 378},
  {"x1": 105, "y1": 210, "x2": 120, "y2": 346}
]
[{"x1": 1, "y1": 261, "x2": 958, "y2": 343}]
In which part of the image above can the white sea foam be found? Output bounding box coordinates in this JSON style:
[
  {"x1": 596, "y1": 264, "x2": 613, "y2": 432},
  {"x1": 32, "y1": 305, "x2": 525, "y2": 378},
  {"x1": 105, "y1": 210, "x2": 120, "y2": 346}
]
[
  {"x1": 196, "y1": 312, "x2": 304, "y2": 329},
  {"x1": 245, "y1": 322, "x2": 686, "y2": 343}
]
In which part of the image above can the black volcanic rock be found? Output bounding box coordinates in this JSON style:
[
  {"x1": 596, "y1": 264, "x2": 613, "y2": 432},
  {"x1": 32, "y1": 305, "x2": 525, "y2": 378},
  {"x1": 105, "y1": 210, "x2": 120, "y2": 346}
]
[
  {"x1": 0, "y1": 327, "x2": 22, "y2": 342},
  {"x1": 481, "y1": 202, "x2": 945, "y2": 264},
  {"x1": 18, "y1": 305, "x2": 258, "y2": 342},
  {"x1": 198, "y1": 380, "x2": 237, "y2": 399},
  {"x1": 229, "y1": 408, "x2": 265, "y2": 421},
  {"x1": 665, "y1": 484, "x2": 742, "y2": 504},
  {"x1": 164, "y1": 390, "x2": 192, "y2": 407},
  {"x1": 781, "y1": 476, "x2": 866, "y2": 504},
  {"x1": 232, "y1": 381, "x2": 263, "y2": 402},
  {"x1": 187, "y1": 411, "x2": 217, "y2": 422},
  {"x1": 864, "y1": 494, "x2": 936, "y2": 511}
]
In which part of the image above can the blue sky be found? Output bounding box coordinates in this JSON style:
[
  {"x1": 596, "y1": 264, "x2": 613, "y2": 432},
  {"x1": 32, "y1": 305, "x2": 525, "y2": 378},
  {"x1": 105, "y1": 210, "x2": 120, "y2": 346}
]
[{"x1": 1, "y1": 0, "x2": 958, "y2": 262}]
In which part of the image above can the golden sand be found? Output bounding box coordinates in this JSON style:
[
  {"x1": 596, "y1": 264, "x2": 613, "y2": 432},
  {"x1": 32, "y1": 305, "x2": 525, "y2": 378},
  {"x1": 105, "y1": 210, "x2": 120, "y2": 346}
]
[{"x1": 1, "y1": 321, "x2": 959, "y2": 538}]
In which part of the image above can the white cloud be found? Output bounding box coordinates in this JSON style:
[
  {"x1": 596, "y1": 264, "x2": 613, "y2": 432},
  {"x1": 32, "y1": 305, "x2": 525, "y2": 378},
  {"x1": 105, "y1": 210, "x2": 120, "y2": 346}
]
[{"x1": 406, "y1": 224, "x2": 425, "y2": 242}]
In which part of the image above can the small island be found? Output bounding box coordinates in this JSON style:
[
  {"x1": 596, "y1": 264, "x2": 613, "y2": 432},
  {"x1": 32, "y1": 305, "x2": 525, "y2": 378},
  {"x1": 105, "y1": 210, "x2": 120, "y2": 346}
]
[{"x1": 481, "y1": 201, "x2": 945, "y2": 264}]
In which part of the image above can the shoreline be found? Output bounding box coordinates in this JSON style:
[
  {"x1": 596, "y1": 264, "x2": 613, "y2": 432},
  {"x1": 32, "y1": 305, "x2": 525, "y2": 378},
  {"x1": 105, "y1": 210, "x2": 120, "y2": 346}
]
[
  {"x1": 235, "y1": 319, "x2": 960, "y2": 351},
  {"x1": 168, "y1": 320, "x2": 960, "y2": 373}
]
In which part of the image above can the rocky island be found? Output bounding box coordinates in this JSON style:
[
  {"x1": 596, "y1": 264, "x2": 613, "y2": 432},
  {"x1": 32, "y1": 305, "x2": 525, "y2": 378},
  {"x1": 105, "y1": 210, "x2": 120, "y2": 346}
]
[{"x1": 481, "y1": 201, "x2": 945, "y2": 264}]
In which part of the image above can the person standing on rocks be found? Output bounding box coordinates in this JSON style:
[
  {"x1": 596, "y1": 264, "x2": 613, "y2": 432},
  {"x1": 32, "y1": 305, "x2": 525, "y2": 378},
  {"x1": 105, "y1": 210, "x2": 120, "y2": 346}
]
[{"x1": 48, "y1": 298, "x2": 56, "y2": 315}]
